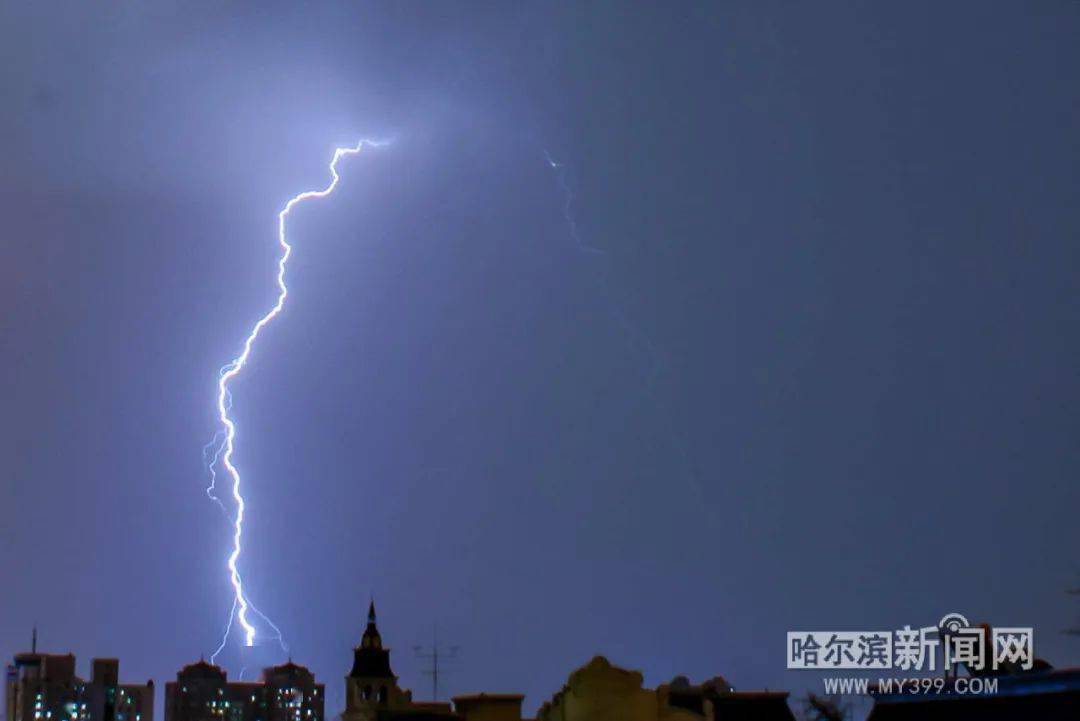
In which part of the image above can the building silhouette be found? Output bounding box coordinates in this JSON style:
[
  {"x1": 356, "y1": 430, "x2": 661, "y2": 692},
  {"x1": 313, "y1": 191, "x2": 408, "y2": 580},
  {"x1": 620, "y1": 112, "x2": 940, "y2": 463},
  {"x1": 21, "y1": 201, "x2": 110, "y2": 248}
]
[
  {"x1": 342, "y1": 601, "x2": 414, "y2": 719},
  {"x1": 163, "y1": 660, "x2": 323, "y2": 721},
  {"x1": 15, "y1": 605, "x2": 1080, "y2": 720},
  {"x1": 338, "y1": 602, "x2": 524, "y2": 721},
  {"x1": 450, "y1": 694, "x2": 524, "y2": 721},
  {"x1": 534, "y1": 656, "x2": 793, "y2": 721},
  {"x1": 5, "y1": 653, "x2": 153, "y2": 721},
  {"x1": 336, "y1": 604, "x2": 794, "y2": 721}
]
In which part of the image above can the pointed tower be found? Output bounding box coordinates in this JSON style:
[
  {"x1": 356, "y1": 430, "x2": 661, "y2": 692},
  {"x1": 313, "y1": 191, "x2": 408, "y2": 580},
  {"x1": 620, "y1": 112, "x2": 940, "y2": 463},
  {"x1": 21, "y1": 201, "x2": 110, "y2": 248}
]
[
  {"x1": 351, "y1": 601, "x2": 393, "y2": 677},
  {"x1": 343, "y1": 601, "x2": 412, "y2": 721}
]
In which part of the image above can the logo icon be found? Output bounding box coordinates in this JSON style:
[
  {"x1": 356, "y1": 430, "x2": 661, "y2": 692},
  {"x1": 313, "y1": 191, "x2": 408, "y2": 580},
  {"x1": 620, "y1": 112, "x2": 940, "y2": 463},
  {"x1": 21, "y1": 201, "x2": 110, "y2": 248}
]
[{"x1": 938, "y1": 613, "x2": 970, "y2": 635}]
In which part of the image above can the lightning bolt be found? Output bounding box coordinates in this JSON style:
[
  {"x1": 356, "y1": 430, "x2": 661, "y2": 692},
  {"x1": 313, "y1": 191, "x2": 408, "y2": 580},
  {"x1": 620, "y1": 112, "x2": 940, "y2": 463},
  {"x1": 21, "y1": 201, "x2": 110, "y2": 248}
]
[
  {"x1": 203, "y1": 421, "x2": 229, "y2": 520},
  {"x1": 209, "y1": 139, "x2": 386, "y2": 652},
  {"x1": 209, "y1": 597, "x2": 238, "y2": 664},
  {"x1": 543, "y1": 151, "x2": 702, "y2": 498},
  {"x1": 543, "y1": 151, "x2": 660, "y2": 366}
]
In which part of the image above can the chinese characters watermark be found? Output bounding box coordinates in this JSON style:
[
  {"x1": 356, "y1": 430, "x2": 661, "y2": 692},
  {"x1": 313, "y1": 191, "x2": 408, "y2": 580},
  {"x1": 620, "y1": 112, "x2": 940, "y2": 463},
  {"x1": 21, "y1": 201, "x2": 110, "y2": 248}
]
[{"x1": 787, "y1": 613, "x2": 1033, "y2": 672}]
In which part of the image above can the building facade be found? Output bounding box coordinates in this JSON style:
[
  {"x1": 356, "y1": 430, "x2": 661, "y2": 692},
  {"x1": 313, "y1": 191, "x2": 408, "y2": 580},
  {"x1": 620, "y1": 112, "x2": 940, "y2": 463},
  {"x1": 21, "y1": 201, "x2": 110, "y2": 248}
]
[
  {"x1": 163, "y1": 660, "x2": 324, "y2": 721},
  {"x1": 5, "y1": 653, "x2": 153, "y2": 721},
  {"x1": 451, "y1": 694, "x2": 524, "y2": 721}
]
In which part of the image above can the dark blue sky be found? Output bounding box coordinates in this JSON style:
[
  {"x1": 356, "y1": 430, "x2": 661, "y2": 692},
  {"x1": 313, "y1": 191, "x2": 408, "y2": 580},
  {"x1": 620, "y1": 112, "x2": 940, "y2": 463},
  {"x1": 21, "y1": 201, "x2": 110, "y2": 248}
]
[{"x1": 2, "y1": 2, "x2": 1079, "y2": 716}]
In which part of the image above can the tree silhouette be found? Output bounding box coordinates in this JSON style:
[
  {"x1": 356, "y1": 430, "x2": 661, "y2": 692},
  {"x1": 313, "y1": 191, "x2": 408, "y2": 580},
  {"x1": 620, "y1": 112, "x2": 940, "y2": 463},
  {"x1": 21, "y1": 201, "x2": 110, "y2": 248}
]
[{"x1": 801, "y1": 692, "x2": 849, "y2": 721}]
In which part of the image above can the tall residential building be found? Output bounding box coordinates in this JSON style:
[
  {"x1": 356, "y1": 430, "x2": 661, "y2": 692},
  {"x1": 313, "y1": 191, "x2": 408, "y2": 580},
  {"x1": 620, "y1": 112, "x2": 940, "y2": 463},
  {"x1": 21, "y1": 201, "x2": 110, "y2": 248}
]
[
  {"x1": 163, "y1": 660, "x2": 323, "y2": 721},
  {"x1": 5, "y1": 653, "x2": 153, "y2": 721}
]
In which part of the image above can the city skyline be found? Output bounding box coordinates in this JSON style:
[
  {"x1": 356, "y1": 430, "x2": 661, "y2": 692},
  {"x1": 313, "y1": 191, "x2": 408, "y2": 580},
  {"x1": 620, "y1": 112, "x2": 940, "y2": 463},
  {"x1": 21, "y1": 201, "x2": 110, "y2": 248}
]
[
  {"x1": 9, "y1": 601, "x2": 1079, "y2": 720},
  {"x1": 3, "y1": 3, "x2": 1080, "y2": 720},
  {"x1": 6, "y1": 602, "x2": 802, "y2": 721}
]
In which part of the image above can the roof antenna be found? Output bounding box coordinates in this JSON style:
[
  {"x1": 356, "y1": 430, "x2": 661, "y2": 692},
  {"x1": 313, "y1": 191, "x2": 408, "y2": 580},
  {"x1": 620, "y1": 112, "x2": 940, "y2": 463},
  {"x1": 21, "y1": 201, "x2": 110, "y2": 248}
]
[
  {"x1": 32, "y1": 624, "x2": 37, "y2": 653},
  {"x1": 414, "y1": 624, "x2": 460, "y2": 701}
]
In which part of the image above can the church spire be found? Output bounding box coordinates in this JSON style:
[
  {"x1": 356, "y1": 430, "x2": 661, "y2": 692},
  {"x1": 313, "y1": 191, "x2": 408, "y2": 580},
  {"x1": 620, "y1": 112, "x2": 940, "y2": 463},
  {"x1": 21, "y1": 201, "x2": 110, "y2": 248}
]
[
  {"x1": 361, "y1": 599, "x2": 383, "y2": 649},
  {"x1": 349, "y1": 598, "x2": 394, "y2": 681}
]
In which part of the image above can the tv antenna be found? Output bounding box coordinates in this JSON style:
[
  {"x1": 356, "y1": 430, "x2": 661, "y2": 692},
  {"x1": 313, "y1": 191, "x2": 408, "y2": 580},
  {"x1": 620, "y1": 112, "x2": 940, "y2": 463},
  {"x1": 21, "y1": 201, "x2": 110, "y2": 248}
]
[{"x1": 413, "y1": 625, "x2": 459, "y2": 701}]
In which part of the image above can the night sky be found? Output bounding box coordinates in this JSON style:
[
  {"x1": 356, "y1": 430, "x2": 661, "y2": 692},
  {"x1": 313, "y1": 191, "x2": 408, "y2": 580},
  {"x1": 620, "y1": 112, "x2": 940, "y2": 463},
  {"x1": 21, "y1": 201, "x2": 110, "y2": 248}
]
[{"x1": 2, "y1": 2, "x2": 1079, "y2": 717}]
